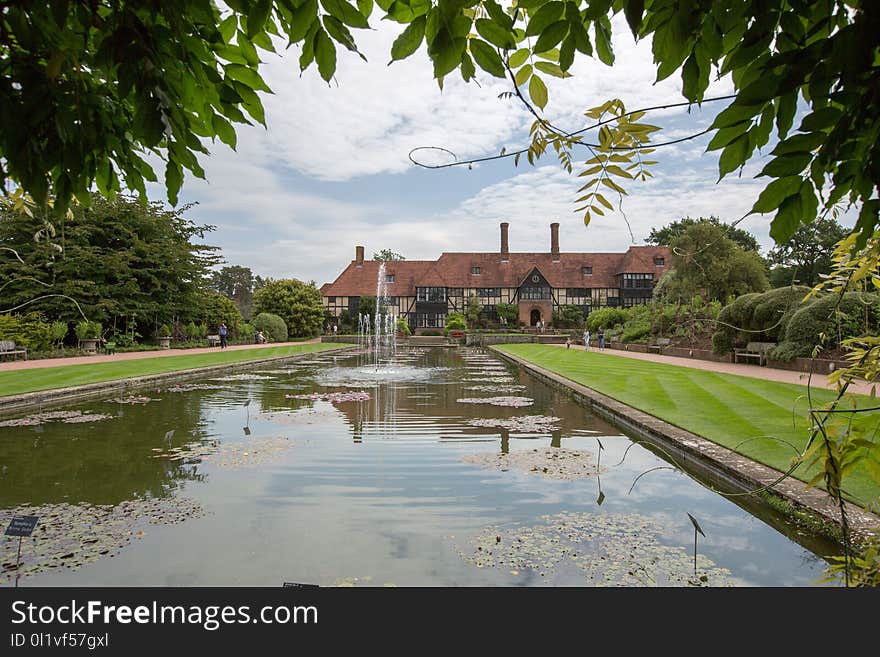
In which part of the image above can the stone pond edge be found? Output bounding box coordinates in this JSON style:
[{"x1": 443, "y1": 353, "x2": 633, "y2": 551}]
[
  {"x1": 0, "y1": 345, "x2": 357, "y2": 415},
  {"x1": 490, "y1": 345, "x2": 879, "y2": 541}
]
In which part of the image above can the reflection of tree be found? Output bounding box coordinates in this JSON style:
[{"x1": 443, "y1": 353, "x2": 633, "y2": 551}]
[{"x1": 0, "y1": 392, "x2": 210, "y2": 507}]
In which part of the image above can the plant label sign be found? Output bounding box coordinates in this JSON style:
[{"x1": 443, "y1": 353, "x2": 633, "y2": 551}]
[{"x1": 5, "y1": 515, "x2": 38, "y2": 537}]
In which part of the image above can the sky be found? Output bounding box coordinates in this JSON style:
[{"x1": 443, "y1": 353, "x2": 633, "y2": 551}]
[{"x1": 148, "y1": 15, "x2": 798, "y2": 286}]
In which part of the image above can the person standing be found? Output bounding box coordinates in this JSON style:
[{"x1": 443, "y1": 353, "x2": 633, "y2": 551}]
[
  {"x1": 583, "y1": 328, "x2": 590, "y2": 350},
  {"x1": 597, "y1": 326, "x2": 605, "y2": 349},
  {"x1": 218, "y1": 322, "x2": 228, "y2": 349}
]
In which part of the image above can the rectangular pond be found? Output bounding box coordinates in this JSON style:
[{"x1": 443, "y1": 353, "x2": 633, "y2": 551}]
[{"x1": 0, "y1": 347, "x2": 840, "y2": 586}]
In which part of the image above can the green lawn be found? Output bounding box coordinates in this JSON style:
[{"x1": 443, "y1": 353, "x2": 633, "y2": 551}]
[
  {"x1": 497, "y1": 344, "x2": 880, "y2": 507},
  {"x1": 0, "y1": 343, "x2": 353, "y2": 398}
]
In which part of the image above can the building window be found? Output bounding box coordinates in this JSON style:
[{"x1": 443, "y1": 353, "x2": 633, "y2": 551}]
[
  {"x1": 386, "y1": 274, "x2": 395, "y2": 283},
  {"x1": 471, "y1": 266, "x2": 481, "y2": 275},
  {"x1": 520, "y1": 286, "x2": 550, "y2": 300},
  {"x1": 566, "y1": 288, "x2": 589, "y2": 297},
  {"x1": 447, "y1": 288, "x2": 463, "y2": 297},
  {"x1": 621, "y1": 273, "x2": 653, "y2": 289},
  {"x1": 582, "y1": 266, "x2": 592, "y2": 275},
  {"x1": 654, "y1": 257, "x2": 665, "y2": 266},
  {"x1": 414, "y1": 313, "x2": 446, "y2": 328},
  {"x1": 476, "y1": 287, "x2": 501, "y2": 297},
  {"x1": 328, "y1": 297, "x2": 336, "y2": 303},
  {"x1": 417, "y1": 287, "x2": 446, "y2": 302}
]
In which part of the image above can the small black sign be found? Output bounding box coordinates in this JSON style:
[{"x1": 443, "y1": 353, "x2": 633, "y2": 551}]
[
  {"x1": 282, "y1": 582, "x2": 319, "y2": 589},
  {"x1": 5, "y1": 515, "x2": 38, "y2": 537}
]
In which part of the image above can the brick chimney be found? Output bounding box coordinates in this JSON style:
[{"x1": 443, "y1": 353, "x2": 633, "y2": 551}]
[
  {"x1": 500, "y1": 222, "x2": 509, "y2": 261},
  {"x1": 355, "y1": 245, "x2": 364, "y2": 267},
  {"x1": 550, "y1": 222, "x2": 560, "y2": 261}
]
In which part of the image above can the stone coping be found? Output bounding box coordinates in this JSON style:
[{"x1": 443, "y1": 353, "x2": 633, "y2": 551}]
[
  {"x1": 0, "y1": 345, "x2": 356, "y2": 415},
  {"x1": 490, "y1": 346, "x2": 879, "y2": 540}
]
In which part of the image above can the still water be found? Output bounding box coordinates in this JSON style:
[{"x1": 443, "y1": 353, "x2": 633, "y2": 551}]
[{"x1": 0, "y1": 348, "x2": 836, "y2": 586}]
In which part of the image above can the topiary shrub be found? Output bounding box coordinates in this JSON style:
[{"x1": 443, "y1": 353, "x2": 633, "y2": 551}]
[
  {"x1": 445, "y1": 311, "x2": 466, "y2": 335},
  {"x1": 585, "y1": 307, "x2": 629, "y2": 332},
  {"x1": 712, "y1": 330, "x2": 734, "y2": 355},
  {"x1": 620, "y1": 320, "x2": 651, "y2": 343},
  {"x1": 752, "y1": 286, "x2": 811, "y2": 339},
  {"x1": 253, "y1": 312, "x2": 288, "y2": 342}
]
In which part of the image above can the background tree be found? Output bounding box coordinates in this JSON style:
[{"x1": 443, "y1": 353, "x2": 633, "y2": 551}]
[
  {"x1": 767, "y1": 217, "x2": 849, "y2": 288},
  {"x1": 495, "y1": 302, "x2": 518, "y2": 326},
  {"x1": 659, "y1": 222, "x2": 769, "y2": 303},
  {"x1": 465, "y1": 294, "x2": 483, "y2": 328},
  {"x1": 647, "y1": 217, "x2": 760, "y2": 253},
  {"x1": 372, "y1": 249, "x2": 406, "y2": 261},
  {"x1": 210, "y1": 265, "x2": 259, "y2": 319},
  {"x1": 252, "y1": 279, "x2": 324, "y2": 338},
  {"x1": 0, "y1": 193, "x2": 219, "y2": 336},
  {"x1": 192, "y1": 292, "x2": 243, "y2": 335}
]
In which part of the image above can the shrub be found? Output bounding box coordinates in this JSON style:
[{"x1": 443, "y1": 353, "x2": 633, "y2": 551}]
[
  {"x1": 252, "y1": 279, "x2": 324, "y2": 337},
  {"x1": 422, "y1": 329, "x2": 443, "y2": 336},
  {"x1": 752, "y1": 286, "x2": 811, "y2": 339},
  {"x1": 396, "y1": 316, "x2": 411, "y2": 336},
  {"x1": 784, "y1": 292, "x2": 875, "y2": 345},
  {"x1": 74, "y1": 320, "x2": 102, "y2": 340},
  {"x1": 712, "y1": 330, "x2": 734, "y2": 355},
  {"x1": 49, "y1": 321, "x2": 68, "y2": 346},
  {"x1": 185, "y1": 321, "x2": 199, "y2": 340},
  {"x1": 238, "y1": 322, "x2": 256, "y2": 340},
  {"x1": 253, "y1": 312, "x2": 288, "y2": 342},
  {"x1": 445, "y1": 311, "x2": 466, "y2": 334},
  {"x1": 620, "y1": 320, "x2": 651, "y2": 343},
  {"x1": 159, "y1": 324, "x2": 171, "y2": 337},
  {"x1": 586, "y1": 307, "x2": 629, "y2": 332},
  {"x1": 0, "y1": 314, "x2": 54, "y2": 351}
]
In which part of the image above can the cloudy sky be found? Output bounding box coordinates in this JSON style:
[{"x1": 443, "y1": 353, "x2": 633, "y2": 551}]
[{"x1": 150, "y1": 15, "x2": 792, "y2": 286}]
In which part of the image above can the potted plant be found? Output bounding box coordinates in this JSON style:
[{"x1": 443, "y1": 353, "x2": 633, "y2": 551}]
[
  {"x1": 158, "y1": 324, "x2": 172, "y2": 349},
  {"x1": 75, "y1": 320, "x2": 102, "y2": 354}
]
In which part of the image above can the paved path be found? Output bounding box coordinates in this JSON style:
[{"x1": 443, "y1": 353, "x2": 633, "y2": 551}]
[
  {"x1": 550, "y1": 343, "x2": 873, "y2": 396},
  {"x1": 0, "y1": 339, "x2": 322, "y2": 371}
]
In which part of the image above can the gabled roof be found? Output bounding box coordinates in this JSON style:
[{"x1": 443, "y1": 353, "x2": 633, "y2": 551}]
[{"x1": 320, "y1": 246, "x2": 671, "y2": 297}]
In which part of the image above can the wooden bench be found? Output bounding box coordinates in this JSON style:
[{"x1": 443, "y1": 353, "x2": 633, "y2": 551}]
[
  {"x1": 647, "y1": 338, "x2": 671, "y2": 353},
  {"x1": 207, "y1": 334, "x2": 221, "y2": 347},
  {"x1": 734, "y1": 341, "x2": 776, "y2": 366},
  {"x1": 0, "y1": 340, "x2": 27, "y2": 361}
]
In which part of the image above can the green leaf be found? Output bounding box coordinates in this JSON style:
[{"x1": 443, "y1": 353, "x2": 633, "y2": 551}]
[
  {"x1": 357, "y1": 0, "x2": 373, "y2": 19},
  {"x1": 800, "y1": 106, "x2": 842, "y2": 132},
  {"x1": 514, "y1": 64, "x2": 532, "y2": 86},
  {"x1": 623, "y1": 0, "x2": 644, "y2": 35},
  {"x1": 219, "y1": 15, "x2": 237, "y2": 43},
  {"x1": 324, "y1": 15, "x2": 359, "y2": 52},
  {"x1": 769, "y1": 193, "x2": 803, "y2": 243},
  {"x1": 594, "y1": 17, "x2": 614, "y2": 65},
  {"x1": 718, "y1": 133, "x2": 750, "y2": 179},
  {"x1": 289, "y1": 0, "x2": 318, "y2": 44},
  {"x1": 237, "y1": 30, "x2": 259, "y2": 65},
  {"x1": 432, "y1": 36, "x2": 466, "y2": 78},
  {"x1": 681, "y1": 53, "x2": 701, "y2": 102},
  {"x1": 750, "y1": 176, "x2": 801, "y2": 213},
  {"x1": 314, "y1": 28, "x2": 337, "y2": 81},
  {"x1": 775, "y1": 91, "x2": 797, "y2": 139},
  {"x1": 469, "y1": 38, "x2": 505, "y2": 78},
  {"x1": 759, "y1": 153, "x2": 812, "y2": 178},
  {"x1": 799, "y1": 179, "x2": 818, "y2": 222},
  {"x1": 711, "y1": 102, "x2": 762, "y2": 129},
  {"x1": 533, "y1": 21, "x2": 569, "y2": 55},
  {"x1": 508, "y1": 48, "x2": 530, "y2": 69},
  {"x1": 525, "y1": 2, "x2": 564, "y2": 37},
  {"x1": 247, "y1": 0, "x2": 273, "y2": 37},
  {"x1": 772, "y1": 132, "x2": 825, "y2": 156},
  {"x1": 225, "y1": 64, "x2": 271, "y2": 92},
  {"x1": 390, "y1": 15, "x2": 425, "y2": 62},
  {"x1": 475, "y1": 18, "x2": 516, "y2": 50},
  {"x1": 534, "y1": 61, "x2": 567, "y2": 78},
  {"x1": 320, "y1": 0, "x2": 370, "y2": 28},
  {"x1": 570, "y1": 21, "x2": 592, "y2": 55},
  {"x1": 460, "y1": 50, "x2": 475, "y2": 81},
  {"x1": 559, "y1": 34, "x2": 575, "y2": 71},
  {"x1": 212, "y1": 114, "x2": 237, "y2": 149},
  {"x1": 529, "y1": 74, "x2": 548, "y2": 109},
  {"x1": 166, "y1": 161, "x2": 183, "y2": 206},
  {"x1": 706, "y1": 122, "x2": 749, "y2": 151}
]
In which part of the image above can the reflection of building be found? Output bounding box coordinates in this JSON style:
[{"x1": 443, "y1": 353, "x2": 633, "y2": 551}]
[{"x1": 320, "y1": 223, "x2": 671, "y2": 329}]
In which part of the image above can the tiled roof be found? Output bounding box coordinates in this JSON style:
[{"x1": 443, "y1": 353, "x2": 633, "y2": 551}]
[{"x1": 321, "y1": 246, "x2": 671, "y2": 297}]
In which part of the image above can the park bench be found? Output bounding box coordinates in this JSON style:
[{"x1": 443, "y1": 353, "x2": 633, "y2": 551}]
[
  {"x1": 647, "y1": 337, "x2": 672, "y2": 354},
  {"x1": 0, "y1": 340, "x2": 27, "y2": 361},
  {"x1": 734, "y1": 342, "x2": 776, "y2": 366},
  {"x1": 207, "y1": 334, "x2": 221, "y2": 347}
]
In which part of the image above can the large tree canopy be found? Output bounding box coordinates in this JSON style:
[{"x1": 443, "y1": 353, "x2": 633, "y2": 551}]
[
  {"x1": 767, "y1": 216, "x2": 849, "y2": 287},
  {"x1": 2, "y1": 1, "x2": 878, "y2": 249},
  {"x1": 648, "y1": 216, "x2": 760, "y2": 253}
]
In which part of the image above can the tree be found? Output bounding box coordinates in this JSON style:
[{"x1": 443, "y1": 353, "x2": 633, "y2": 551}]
[
  {"x1": 648, "y1": 217, "x2": 760, "y2": 253},
  {"x1": 0, "y1": 193, "x2": 219, "y2": 334},
  {"x1": 3, "y1": 2, "x2": 876, "y2": 253},
  {"x1": 192, "y1": 291, "x2": 243, "y2": 334},
  {"x1": 372, "y1": 249, "x2": 406, "y2": 261},
  {"x1": 659, "y1": 222, "x2": 769, "y2": 302},
  {"x1": 552, "y1": 304, "x2": 584, "y2": 328},
  {"x1": 767, "y1": 217, "x2": 849, "y2": 288},
  {"x1": 210, "y1": 265, "x2": 259, "y2": 318},
  {"x1": 465, "y1": 294, "x2": 482, "y2": 328},
  {"x1": 252, "y1": 279, "x2": 324, "y2": 338},
  {"x1": 495, "y1": 302, "x2": 518, "y2": 325}
]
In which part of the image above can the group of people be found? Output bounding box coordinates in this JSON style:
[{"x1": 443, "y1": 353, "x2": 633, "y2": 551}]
[
  {"x1": 215, "y1": 323, "x2": 267, "y2": 348},
  {"x1": 566, "y1": 326, "x2": 605, "y2": 350}
]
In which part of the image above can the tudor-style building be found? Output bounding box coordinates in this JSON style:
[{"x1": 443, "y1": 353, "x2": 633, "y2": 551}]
[{"x1": 320, "y1": 223, "x2": 671, "y2": 329}]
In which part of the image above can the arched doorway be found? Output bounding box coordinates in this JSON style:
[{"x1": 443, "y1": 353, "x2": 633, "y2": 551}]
[{"x1": 530, "y1": 309, "x2": 541, "y2": 326}]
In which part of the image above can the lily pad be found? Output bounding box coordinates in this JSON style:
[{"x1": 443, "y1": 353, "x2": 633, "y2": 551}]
[
  {"x1": 0, "y1": 410, "x2": 112, "y2": 428},
  {"x1": 456, "y1": 396, "x2": 534, "y2": 407},
  {"x1": 463, "y1": 447, "x2": 603, "y2": 480},
  {"x1": 466, "y1": 415, "x2": 560, "y2": 432}
]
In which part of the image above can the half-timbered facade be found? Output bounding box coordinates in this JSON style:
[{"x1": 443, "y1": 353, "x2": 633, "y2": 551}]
[{"x1": 320, "y1": 223, "x2": 671, "y2": 329}]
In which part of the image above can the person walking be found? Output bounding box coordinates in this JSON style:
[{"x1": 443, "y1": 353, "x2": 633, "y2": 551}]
[
  {"x1": 583, "y1": 328, "x2": 590, "y2": 350},
  {"x1": 218, "y1": 322, "x2": 228, "y2": 349},
  {"x1": 597, "y1": 326, "x2": 605, "y2": 349}
]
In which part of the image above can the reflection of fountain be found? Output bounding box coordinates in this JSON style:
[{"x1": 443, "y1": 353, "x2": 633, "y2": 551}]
[{"x1": 357, "y1": 262, "x2": 397, "y2": 370}]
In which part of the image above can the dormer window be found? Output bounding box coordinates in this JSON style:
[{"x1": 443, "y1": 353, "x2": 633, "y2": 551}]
[
  {"x1": 386, "y1": 274, "x2": 395, "y2": 283},
  {"x1": 654, "y1": 257, "x2": 665, "y2": 266},
  {"x1": 582, "y1": 266, "x2": 592, "y2": 275},
  {"x1": 471, "y1": 266, "x2": 481, "y2": 275}
]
